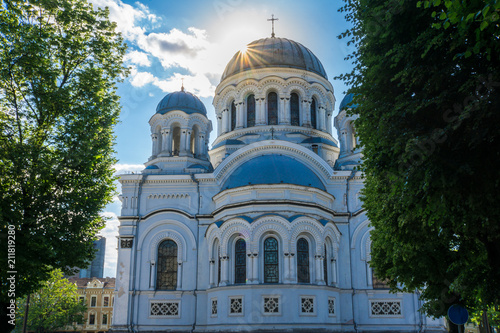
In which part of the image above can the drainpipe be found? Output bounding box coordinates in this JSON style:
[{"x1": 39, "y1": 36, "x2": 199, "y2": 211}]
[
  {"x1": 129, "y1": 174, "x2": 146, "y2": 333},
  {"x1": 346, "y1": 169, "x2": 358, "y2": 333},
  {"x1": 190, "y1": 174, "x2": 201, "y2": 333}
]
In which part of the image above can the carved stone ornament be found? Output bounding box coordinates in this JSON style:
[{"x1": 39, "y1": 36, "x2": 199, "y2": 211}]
[{"x1": 121, "y1": 238, "x2": 134, "y2": 248}]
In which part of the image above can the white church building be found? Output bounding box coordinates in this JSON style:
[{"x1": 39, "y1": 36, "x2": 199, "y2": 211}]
[{"x1": 111, "y1": 34, "x2": 446, "y2": 332}]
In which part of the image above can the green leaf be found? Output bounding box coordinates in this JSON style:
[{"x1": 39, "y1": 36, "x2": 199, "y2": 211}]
[{"x1": 480, "y1": 20, "x2": 489, "y2": 30}]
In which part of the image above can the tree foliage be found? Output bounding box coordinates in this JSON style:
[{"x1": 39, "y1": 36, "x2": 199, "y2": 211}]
[
  {"x1": 0, "y1": 0, "x2": 127, "y2": 326},
  {"x1": 339, "y1": 0, "x2": 500, "y2": 320},
  {"x1": 15, "y1": 269, "x2": 87, "y2": 333}
]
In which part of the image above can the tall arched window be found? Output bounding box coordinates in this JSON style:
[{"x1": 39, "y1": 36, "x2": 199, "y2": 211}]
[
  {"x1": 231, "y1": 101, "x2": 236, "y2": 131},
  {"x1": 310, "y1": 98, "x2": 317, "y2": 129},
  {"x1": 247, "y1": 94, "x2": 255, "y2": 127},
  {"x1": 234, "y1": 239, "x2": 246, "y2": 284},
  {"x1": 156, "y1": 240, "x2": 178, "y2": 290},
  {"x1": 323, "y1": 244, "x2": 328, "y2": 285},
  {"x1": 267, "y1": 92, "x2": 278, "y2": 125},
  {"x1": 290, "y1": 93, "x2": 300, "y2": 126},
  {"x1": 297, "y1": 238, "x2": 310, "y2": 283},
  {"x1": 171, "y1": 125, "x2": 181, "y2": 156},
  {"x1": 264, "y1": 237, "x2": 279, "y2": 283}
]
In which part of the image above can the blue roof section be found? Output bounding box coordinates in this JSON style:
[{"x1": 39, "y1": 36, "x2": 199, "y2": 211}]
[
  {"x1": 212, "y1": 139, "x2": 245, "y2": 150},
  {"x1": 301, "y1": 137, "x2": 338, "y2": 147},
  {"x1": 156, "y1": 90, "x2": 207, "y2": 115},
  {"x1": 236, "y1": 216, "x2": 254, "y2": 223},
  {"x1": 319, "y1": 219, "x2": 329, "y2": 226},
  {"x1": 215, "y1": 221, "x2": 224, "y2": 228},
  {"x1": 288, "y1": 215, "x2": 306, "y2": 222},
  {"x1": 339, "y1": 93, "x2": 358, "y2": 111},
  {"x1": 221, "y1": 37, "x2": 328, "y2": 81},
  {"x1": 222, "y1": 154, "x2": 326, "y2": 191},
  {"x1": 145, "y1": 165, "x2": 159, "y2": 169},
  {"x1": 188, "y1": 164, "x2": 208, "y2": 169}
]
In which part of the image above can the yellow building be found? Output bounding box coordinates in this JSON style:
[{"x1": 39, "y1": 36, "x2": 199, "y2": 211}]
[{"x1": 68, "y1": 277, "x2": 115, "y2": 333}]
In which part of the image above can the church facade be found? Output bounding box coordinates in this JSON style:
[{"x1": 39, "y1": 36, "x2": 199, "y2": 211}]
[{"x1": 111, "y1": 36, "x2": 445, "y2": 332}]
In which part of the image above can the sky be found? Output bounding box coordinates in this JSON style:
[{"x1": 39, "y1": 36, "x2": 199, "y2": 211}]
[{"x1": 91, "y1": 0, "x2": 355, "y2": 278}]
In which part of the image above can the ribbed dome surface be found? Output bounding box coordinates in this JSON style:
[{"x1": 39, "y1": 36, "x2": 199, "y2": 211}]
[
  {"x1": 156, "y1": 90, "x2": 207, "y2": 115},
  {"x1": 221, "y1": 37, "x2": 327, "y2": 81}
]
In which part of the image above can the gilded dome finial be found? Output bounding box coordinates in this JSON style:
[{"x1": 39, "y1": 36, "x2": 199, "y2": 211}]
[{"x1": 181, "y1": 78, "x2": 185, "y2": 92}]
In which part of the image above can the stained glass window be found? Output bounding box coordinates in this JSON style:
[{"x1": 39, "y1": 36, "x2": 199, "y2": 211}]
[
  {"x1": 297, "y1": 238, "x2": 310, "y2": 283},
  {"x1": 267, "y1": 92, "x2": 278, "y2": 125},
  {"x1": 156, "y1": 240, "x2": 178, "y2": 290},
  {"x1": 290, "y1": 93, "x2": 300, "y2": 126},
  {"x1": 247, "y1": 95, "x2": 255, "y2": 127},
  {"x1": 264, "y1": 237, "x2": 279, "y2": 283},
  {"x1": 234, "y1": 239, "x2": 246, "y2": 284},
  {"x1": 323, "y1": 245, "x2": 328, "y2": 285},
  {"x1": 310, "y1": 98, "x2": 317, "y2": 129},
  {"x1": 231, "y1": 101, "x2": 236, "y2": 131}
]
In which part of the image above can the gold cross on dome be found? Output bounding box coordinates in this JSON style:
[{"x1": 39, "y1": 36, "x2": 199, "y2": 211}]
[{"x1": 267, "y1": 14, "x2": 279, "y2": 38}]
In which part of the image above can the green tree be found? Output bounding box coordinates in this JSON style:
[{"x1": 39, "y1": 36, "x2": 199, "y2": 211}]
[
  {"x1": 15, "y1": 269, "x2": 87, "y2": 333},
  {"x1": 338, "y1": 0, "x2": 500, "y2": 328},
  {"x1": 0, "y1": 0, "x2": 127, "y2": 329}
]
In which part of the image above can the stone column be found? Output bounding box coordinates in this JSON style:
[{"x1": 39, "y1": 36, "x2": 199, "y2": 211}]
[
  {"x1": 149, "y1": 260, "x2": 156, "y2": 289},
  {"x1": 251, "y1": 253, "x2": 259, "y2": 283},
  {"x1": 246, "y1": 254, "x2": 252, "y2": 284},
  {"x1": 151, "y1": 133, "x2": 158, "y2": 157},
  {"x1": 236, "y1": 102, "x2": 245, "y2": 129},
  {"x1": 302, "y1": 100, "x2": 311, "y2": 127},
  {"x1": 331, "y1": 258, "x2": 337, "y2": 286},
  {"x1": 319, "y1": 106, "x2": 327, "y2": 131},
  {"x1": 159, "y1": 128, "x2": 171, "y2": 156},
  {"x1": 209, "y1": 259, "x2": 215, "y2": 287},
  {"x1": 315, "y1": 254, "x2": 326, "y2": 285},
  {"x1": 256, "y1": 98, "x2": 266, "y2": 125},
  {"x1": 326, "y1": 112, "x2": 333, "y2": 134},
  {"x1": 283, "y1": 97, "x2": 291, "y2": 125},
  {"x1": 366, "y1": 263, "x2": 373, "y2": 287},
  {"x1": 279, "y1": 97, "x2": 286, "y2": 125},
  {"x1": 220, "y1": 256, "x2": 229, "y2": 286},
  {"x1": 177, "y1": 262, "x2": 183, "y2": 289},
  {"x1": 179, "y1": 128, "x2": 188, "y2": 156},
  {"x1": 283, "y1": 253, "x2": 290, "y2": 283},
  {"x1": 289, "y1": 253, "x2": 296, "y2": 282},
  {"x1": 217, "y1": 115, "x2": 222, "y2": 136}
]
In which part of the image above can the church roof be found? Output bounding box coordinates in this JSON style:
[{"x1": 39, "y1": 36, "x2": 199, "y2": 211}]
[
  {"x1": 222, "y1": 154, "x2": 326, "y2": 191},
  {"x1": 156, "y1": 89, "x2": 207, "y2": 115},
  {"x1": 221, "y1": 37, "x2": 327, "y2": 81},
  {"x1": 339, "y1": 93, "x2": 358, "y2": 111}
]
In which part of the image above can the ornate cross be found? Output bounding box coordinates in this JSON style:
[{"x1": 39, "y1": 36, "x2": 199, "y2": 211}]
[
  {"x1": 181, "y1": 78, "x2": 184, "y2": 91},
  {"x1": 267, "y1": 14, "x2": 279, "y2": 38}
]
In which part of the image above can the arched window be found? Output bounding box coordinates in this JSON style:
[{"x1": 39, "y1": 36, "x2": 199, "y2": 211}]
[
  {"x1": 310, "y1": 98, "x2": 317, "y2": 129},
  {"x1": 267, "y1": 92, "x2": 278, "y2": 125},
  {"x1": 264, "y1": 237, "x2": 279, "y2": 283},
  {"x1": 234, "y1": 239, "x2": 246, "y2": 284},
  {"x1": 231, "y1": 101, "x2": 236, "y2": 131},
  {"x1": 156, "y1": 240, "x2": 178, "y2": 290},
  {"x1": 171, "y1": 125, "x2": 181, "y2": 156},
  {"x1": 290, "y1": 93, "x2": 300, "y2": 126},
  {"x1": 247, "y1": 94, "x2": 255, "y2": 127},
  {"x1": 297, "y1": 238, "x2": 310, "y2": 283},
  {"x1": 323, "y1": 244, "x2": 328, "y2": 285}
]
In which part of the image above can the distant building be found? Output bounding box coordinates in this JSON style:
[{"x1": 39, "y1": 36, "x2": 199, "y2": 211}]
[
  {"x1": 69, "y1": 277, "x2": 115, "y2": 333},
  {"x1": 79, "y1": 236, "x2": 106, "y2": 279}
]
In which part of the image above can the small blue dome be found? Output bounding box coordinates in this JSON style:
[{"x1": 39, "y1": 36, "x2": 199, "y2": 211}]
[
  {"x1": 145, "y1": 165, "x2": 159, "y2": 169},
  {"x1": 339, "y1": 93, "x2": 358, "y2": 111},
  {"x1": 222, "y1": 154, "x2": 325, "y2": 191},
  {"x1": 156, "y1": 89, "x2": 207, "y2": 115}
]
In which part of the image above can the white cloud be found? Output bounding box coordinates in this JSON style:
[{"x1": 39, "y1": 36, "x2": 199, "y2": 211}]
[
  {"x1": 99, "y1": 212, "x2": 120, "y2": 278},
  {"x1": 130, "y1": 69, "x2": 156, "y2": 87},
  {"x1": 124, "y1": 50, "x2": 151, "y2": 67},
  {"x1": 113, "y1": 163, "x2": 144, "y2": 174}
]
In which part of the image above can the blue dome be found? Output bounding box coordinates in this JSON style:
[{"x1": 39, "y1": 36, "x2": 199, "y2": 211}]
[
  {"x1": 145, "y1": 165, "x2": 159, "y2": 169},
  {"x1": 156, "y1": 89, "x2": 207, "y2": 115},
  {"x1": 339, "y1": 93, "x2": 358, "y2": 111},
  {"x1": 222, "y1": 154, "x2": 325, "y2": 191},
  {"x1": 221, "y1": 37, "x2": 327, "y2": 81}
]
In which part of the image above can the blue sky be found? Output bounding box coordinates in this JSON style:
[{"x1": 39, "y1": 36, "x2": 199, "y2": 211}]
[{"x1": 91, "y1": 0, "x2": 354, "y2": 278}]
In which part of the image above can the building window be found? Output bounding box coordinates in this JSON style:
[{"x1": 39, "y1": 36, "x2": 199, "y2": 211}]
[
  {"x1": 267, "y1": 92, "x2": 278, "y2": 125},
  {"x1": 297, "y1": 238, "x2": 310, "y2": 283},
  {"x1": 310, "y1": 98, "x2": 317, "y2": 129},
  {"x1": 103, "y1": 296, "x2": 109, "y2": 307},
  {"x1": 171, "y1": 125, "x2": 181, "y2": 156},
  {"x1": 247, "y1": 94, "x2": 255, "y2": 127},
  {"x1": 290, "y1": 93, "x2": 300, "y2": 126},
  {"x1": 328, "y1": 297, "x2": 335, "y2": 316},
  {"x1": 156, "y1": 239, "x2": 178, "y2": 290},
  {"x1": 264, "y1": 237, "x2": 279, "y2": 283},
  {"x1": 150, "y1": 301, "x2": 180, "y2": 317},
  {"x1": 323, "y1": 245, "x2": 328, "y2": 285},
  {"x1": 79, "y1": 296, "x2": 85, "y2": 304},
  {"x1": 370, "y1": 300, "x2": 402, "y2": 316},
  {"x1": 211, "y1": 298, "x2": 218, "y2": 317},
  {"x1": 234, "y1": 239, "x2": 246, "y2": 284},
  {"x1": 229, "y1": 297, "x2": 243, "y2": 315},
  {"x1": 263, "y1": 296, "x2": 280, "y2": 315},
  {"x1": 312, "y1": 144, "x2": 318, "y2": 154},
  {"x1": 90, "y1": 295, "x2": 97, "y2": 307},
  {"x1": 89, "y1": 313, "x2": 96, "y2": 325},
  {"x1": 231, "y1": 101, "x2": 236, "y2": 131},
  {"x1": 102, "y1": 313, "x2": 108, "y2": 325},
  {"x1": 300, "y1": 296, "x2": 315, "y2": 315}
]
